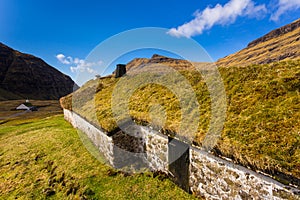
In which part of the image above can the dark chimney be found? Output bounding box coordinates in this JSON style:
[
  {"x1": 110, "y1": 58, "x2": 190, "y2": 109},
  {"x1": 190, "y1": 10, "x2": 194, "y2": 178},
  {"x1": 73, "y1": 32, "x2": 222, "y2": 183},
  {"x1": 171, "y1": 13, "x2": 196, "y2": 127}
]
[{"x1": 115, "y1": 64, "x2": 126, "y2": 78}]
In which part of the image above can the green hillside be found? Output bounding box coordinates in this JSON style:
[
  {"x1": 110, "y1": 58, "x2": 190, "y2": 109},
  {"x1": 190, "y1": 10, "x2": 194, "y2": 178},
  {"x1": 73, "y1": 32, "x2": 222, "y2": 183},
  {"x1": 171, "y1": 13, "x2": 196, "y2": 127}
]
[
  {"x1": 61, "y1": 59, "x2": 300, "y2": 186},
  {"x1": 0, "y1": 106, "x2": 196, "y2": 199}
]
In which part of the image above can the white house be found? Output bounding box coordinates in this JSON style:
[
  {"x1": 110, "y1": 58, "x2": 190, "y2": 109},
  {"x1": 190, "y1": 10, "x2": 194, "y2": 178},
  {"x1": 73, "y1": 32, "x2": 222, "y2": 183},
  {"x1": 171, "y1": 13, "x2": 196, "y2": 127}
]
[{"x1": 16, "y1": 104, "x2": 30, "y2": 110}]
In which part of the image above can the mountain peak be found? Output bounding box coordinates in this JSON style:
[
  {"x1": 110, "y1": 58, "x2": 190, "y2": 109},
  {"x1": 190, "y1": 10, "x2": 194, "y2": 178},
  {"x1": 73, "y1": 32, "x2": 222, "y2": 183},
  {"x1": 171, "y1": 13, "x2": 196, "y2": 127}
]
[
  {"x1": 151, "y1": 54, "x2": 163, "y2": 58},
  {"x1": 151, "y1": 54, "x2": 169, "y2": 59},
  {"x1": 125, "y1": 54, "x2": 195, "y2": 73}
]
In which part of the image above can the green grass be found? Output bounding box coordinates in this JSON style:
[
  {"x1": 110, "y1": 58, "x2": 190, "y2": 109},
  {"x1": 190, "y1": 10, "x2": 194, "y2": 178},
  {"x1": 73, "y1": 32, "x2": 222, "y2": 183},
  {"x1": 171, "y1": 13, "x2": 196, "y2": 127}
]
[
  {"x1": 0, "y1": 100, "x2": 62, "y2": 125},
  {"x1": 61, "y1": 59, "x2": 300, "y2": 185},
  {"x1": 0, "y1": 111, "x2": 196, "y2": 199}
]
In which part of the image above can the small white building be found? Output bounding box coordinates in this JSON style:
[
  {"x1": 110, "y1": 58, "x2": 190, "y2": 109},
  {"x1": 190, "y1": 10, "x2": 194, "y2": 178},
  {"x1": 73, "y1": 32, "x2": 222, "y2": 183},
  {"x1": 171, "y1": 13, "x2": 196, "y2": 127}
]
[{"x1": 16, "y1": 104, "x2": 30, "y2": 110}]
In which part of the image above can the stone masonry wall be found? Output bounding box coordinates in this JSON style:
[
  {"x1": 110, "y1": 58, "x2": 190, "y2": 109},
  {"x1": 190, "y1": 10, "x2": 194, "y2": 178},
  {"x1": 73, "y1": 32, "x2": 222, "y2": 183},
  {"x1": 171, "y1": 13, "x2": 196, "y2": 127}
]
[
  {"x1": 64, "y1": 109, "x2": 300, "y2": 199},
  {"x1": 112, "y1": 126, "x2": 148, "y2": 170},
  {"x1": 142, "y1": 127, "x2": 169, "y2": 173},
  {"x1": 63, "y1": 109, "x2": 114, "y2": 166},
  {"x1": 190, "y1": 147, "x2": 300, "y2": 200}
]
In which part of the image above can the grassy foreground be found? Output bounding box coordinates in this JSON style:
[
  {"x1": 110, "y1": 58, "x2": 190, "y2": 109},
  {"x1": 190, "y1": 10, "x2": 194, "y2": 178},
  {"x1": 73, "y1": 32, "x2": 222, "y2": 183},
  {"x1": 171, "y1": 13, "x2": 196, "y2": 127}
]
[
  {"x1": 61, "y1": 59, "x2": 300, "y2": 185},
  {"x1": 0, "y1": 107, "x2": 196, "y2": 199}
]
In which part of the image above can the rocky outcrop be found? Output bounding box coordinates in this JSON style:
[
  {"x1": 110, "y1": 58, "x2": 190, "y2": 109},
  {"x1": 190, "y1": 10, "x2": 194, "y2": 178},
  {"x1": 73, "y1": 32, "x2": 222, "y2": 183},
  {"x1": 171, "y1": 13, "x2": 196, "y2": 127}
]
[{"x1": 0, "y1": 43, "x2": 77, "y2": 100}]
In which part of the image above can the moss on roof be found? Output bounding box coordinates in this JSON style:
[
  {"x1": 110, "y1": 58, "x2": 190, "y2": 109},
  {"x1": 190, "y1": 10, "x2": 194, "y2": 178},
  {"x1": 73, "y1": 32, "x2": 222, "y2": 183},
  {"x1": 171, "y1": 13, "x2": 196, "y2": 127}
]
[{"x1": 60, "y1": 59, "x2": 300, "y2": 186}]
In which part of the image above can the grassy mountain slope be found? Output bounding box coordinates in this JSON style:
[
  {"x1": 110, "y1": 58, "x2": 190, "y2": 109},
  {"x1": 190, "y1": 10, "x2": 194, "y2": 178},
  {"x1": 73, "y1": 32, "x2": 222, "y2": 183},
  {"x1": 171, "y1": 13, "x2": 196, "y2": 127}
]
[{"x1": 217, "y1": 19, "x2": 300, "y2": 67}]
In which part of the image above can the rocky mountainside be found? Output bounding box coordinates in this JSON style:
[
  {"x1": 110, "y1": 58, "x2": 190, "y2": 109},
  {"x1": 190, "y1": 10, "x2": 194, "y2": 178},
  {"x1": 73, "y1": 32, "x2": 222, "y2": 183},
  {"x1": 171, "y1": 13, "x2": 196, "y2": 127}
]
[
  {"x1": 126, "y1": 54, "x2": 194, "y2": 72},
  {"x1": 124, "y1": 54, "x2": 212, "y2": 75},
  {"x1": 0, "y1": 43, "x2": 77, "y2": 100},
  {"x1": 217, "y1": 18, "x2": 300, "y2": 67}
]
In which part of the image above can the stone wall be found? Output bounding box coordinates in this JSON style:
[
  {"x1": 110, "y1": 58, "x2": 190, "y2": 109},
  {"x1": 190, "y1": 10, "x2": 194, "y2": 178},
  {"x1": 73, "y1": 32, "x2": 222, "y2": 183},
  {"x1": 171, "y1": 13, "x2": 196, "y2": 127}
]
[
  {"x1": 190, "y1": 147, "x2": 299, "y2": 199},
  {"x1": 63, "y1": 109, "x2": 300, "y2": 199},
  {"x1": 111, "y1": 126, "x2": 148, "y2": 170},
  {"x1": 64, "y1": 109, "x2": 114, "y2": 166},
  {"x1": 142, "y1": 127, "x2": 169, "y2": 173}
]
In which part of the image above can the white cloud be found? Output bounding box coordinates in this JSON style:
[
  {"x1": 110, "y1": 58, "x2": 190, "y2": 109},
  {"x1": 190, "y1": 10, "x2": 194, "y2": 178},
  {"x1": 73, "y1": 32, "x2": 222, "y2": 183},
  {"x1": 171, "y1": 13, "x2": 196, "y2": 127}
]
[
  {"x1": 70, "y1": 59, "x2": 102, "y2": 74},
  {"x1": 56, "y1": 53, "x2": 73, "y2": 65},
  {"x1": 56, "y1": 54, "x2": 102, "y2": 74},
  {"x1": 271, "y1": 0, "x2": 300, "y2": 21},
  {"x1": 167, "y1": 0, "x2": 266, "y2": 38}
]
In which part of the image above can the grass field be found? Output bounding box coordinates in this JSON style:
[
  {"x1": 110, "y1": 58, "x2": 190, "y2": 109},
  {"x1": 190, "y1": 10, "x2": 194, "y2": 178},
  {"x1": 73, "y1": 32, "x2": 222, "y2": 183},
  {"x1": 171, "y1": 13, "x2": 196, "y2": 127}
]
[
  {"x1": 0, "y1": 101, "x2": 196, "y2": 199},
  {"x1": 61, "y1": 59, "x2": 300, "y2": 187},
  {"x1": 0, "y1": 100, "x2": 62, "y2": 125}
]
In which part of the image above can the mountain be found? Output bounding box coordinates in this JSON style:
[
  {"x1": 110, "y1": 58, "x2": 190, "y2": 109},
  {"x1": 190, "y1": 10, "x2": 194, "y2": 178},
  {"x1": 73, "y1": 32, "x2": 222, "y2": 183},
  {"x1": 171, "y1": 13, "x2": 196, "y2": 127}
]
[
  {"x1": 0, "y1": 43, "x2": 77, "y2": 100},
  {"x1": 125, "y1": 54, "x2": 211, "y2": 75},
  {"x1": 126, "y1": 54, "x2": 194, "y2": 72},
  {"x1": 217, "y1": 18, "x2": 300, "y2": 67}
]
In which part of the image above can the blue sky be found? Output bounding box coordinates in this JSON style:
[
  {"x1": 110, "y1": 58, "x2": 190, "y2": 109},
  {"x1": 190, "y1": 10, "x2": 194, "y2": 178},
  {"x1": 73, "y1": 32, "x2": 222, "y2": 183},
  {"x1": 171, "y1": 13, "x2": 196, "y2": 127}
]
[{"x1": 1, "y1": 0, "x2": 300, "y2": 82}]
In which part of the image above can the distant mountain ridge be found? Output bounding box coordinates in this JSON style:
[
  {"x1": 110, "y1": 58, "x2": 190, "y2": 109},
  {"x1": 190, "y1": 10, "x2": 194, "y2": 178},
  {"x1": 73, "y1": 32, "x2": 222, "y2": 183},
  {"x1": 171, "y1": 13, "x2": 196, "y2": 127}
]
[
  {"x1": 126, "y1": 54, "x2": 194, "y2": 72},
  {"x1": 217, "y1": 18, "x2": 300, "y2": 67},
  {"x1": 124, "y1": 54, "x2": 212, "y2": 75},
  {"x1": 0, "y1": 43, "x2": 77, "y2": 100}
]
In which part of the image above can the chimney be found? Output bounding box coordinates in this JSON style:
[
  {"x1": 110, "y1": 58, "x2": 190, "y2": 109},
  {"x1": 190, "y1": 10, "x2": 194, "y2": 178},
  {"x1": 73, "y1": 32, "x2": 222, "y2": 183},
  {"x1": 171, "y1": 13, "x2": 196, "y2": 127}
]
[{"x1": 115, "y1": 64, "x2": 126, "y2": 78}]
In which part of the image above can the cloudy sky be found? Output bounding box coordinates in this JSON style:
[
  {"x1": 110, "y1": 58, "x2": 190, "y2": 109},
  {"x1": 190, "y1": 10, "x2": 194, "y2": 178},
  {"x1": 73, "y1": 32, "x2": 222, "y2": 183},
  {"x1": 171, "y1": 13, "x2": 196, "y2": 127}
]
[{"x1": 1, "y1": 0, "x2": 299, "y2": 81}]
